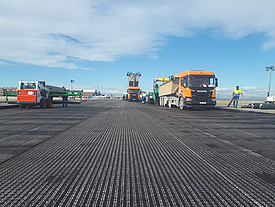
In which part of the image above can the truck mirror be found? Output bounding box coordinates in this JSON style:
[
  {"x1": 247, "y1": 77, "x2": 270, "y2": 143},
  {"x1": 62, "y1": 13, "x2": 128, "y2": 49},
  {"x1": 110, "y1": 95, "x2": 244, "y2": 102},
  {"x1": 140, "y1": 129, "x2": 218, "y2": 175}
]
[{"x1": 215, "y1": 78, "x2": 218, "y2": 87}]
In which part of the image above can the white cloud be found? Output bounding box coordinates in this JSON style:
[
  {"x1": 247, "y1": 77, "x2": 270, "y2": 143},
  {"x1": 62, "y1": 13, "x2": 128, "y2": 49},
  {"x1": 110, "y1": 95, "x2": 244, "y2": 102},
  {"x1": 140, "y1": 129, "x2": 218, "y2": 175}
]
[
  {"x1": 217, "y1": 86, "x2": 270, "y2": 100},
  {"x1": 0, "y1": 60, "x2": 12, "y2": 65},
  {"x1": 1, "y1": 0, "x2": 275, "y2": 68}
]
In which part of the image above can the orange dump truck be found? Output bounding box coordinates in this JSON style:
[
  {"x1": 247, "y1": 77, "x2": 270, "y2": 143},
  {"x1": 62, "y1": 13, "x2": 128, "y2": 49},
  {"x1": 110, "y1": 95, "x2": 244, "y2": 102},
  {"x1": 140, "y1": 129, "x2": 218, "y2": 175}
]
[{"x1": 159, "y1": 70, "x2": 218, "y2": 109}]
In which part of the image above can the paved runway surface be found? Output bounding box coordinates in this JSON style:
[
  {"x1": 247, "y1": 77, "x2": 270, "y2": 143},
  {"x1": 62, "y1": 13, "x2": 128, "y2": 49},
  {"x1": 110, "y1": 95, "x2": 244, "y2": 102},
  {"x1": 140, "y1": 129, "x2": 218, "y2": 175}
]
[{"x1": 1, "y1": 100, "x2": 275, "y2": 206}]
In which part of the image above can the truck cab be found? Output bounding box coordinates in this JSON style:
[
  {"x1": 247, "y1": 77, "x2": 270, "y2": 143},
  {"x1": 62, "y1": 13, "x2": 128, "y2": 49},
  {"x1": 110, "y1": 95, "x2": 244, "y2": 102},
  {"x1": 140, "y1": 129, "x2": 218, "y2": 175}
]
[
  {"x1": 127, "y1": 86, "x2": 140, "y2": 102},
  {"x1": 178, "y1": 70, "x2": 218, "y2": 108}
]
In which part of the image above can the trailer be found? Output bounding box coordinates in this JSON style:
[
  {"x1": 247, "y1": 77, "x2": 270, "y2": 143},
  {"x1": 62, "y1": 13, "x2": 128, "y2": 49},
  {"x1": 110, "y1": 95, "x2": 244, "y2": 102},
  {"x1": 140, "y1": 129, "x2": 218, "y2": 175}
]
[
  {"x1": 6, "y1": 80, "x2": 83, "y2": 108},
  {"x1": 159, "y1": 70, "x2": 218, "y2": 109}
]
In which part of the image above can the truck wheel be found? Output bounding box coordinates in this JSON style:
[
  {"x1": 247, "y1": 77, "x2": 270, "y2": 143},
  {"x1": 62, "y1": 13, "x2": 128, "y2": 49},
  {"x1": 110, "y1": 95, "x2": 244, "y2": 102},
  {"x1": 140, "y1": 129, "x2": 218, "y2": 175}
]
[
  {"x1": 163, "y1": 98, "x2": 167, "y2": 107},
  {"x1": 165, "y1": 99, "x2": 168, "y2": 107},
  {"x1": 168, "y1": 100, "x2": 172, "y2": 108},
  {"x1": 180, "y1": 98, "x2": 185, "y2": 110}
]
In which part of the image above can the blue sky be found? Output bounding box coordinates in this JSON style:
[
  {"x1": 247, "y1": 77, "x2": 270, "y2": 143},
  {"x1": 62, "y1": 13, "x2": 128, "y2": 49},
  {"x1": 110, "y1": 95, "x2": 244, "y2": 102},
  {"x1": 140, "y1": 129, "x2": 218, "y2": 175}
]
[{"x1": 1, "y1": 0, "x2": 275, "y2": 99}]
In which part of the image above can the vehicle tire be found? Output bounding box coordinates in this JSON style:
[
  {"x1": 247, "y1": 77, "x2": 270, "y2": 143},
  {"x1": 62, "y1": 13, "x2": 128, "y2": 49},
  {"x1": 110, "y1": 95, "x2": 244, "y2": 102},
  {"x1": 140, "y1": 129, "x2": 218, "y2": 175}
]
[
  {"x1": 46, "y1": 99, "x2": 52, "y2": 108},
  {"x1": 40, "y1": 99, "x2": 45, "y2": 108},
  {"x1": 168, "y1": 100, "x2": 172, "y2": 108},
  {"x1": 20, "y1": 104, "x2": 26, "y2": 109},
  {"x1": 164, "y1": 99, "x2": 168, "y2": 107},
  {"x1": 179, "y1": 98, "x2": 185, "y2": 110}
]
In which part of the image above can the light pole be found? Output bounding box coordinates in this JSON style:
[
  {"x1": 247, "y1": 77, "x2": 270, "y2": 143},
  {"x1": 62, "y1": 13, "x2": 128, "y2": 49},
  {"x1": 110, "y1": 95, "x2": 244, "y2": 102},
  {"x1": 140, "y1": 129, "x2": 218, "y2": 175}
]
[
  {"x1": 265, "y1": 66, "x2": 274, "y2": 97},
  {"x1": 71, "y1": 80, "x2": 75, "y2": 91}
]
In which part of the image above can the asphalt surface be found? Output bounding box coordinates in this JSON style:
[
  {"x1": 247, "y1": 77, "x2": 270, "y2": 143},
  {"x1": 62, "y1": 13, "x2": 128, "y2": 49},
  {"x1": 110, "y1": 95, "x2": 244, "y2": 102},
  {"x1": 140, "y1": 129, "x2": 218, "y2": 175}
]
[{"x1": 1, "y1": 100, "x2": 275, "y2": 206}]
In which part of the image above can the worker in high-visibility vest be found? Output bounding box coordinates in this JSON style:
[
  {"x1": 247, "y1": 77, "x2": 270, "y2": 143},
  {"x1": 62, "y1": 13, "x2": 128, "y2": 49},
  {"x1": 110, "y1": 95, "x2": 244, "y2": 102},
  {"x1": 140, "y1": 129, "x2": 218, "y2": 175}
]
[
  {"x1": 143, "y1": 92, "x2": 147, "y2": 104},
  {"x1": 154, "y1": 84, "x2": 159, "y2": 104},
  {"x1": 232, "y1": 86, "x2": 243, "y2": 108},
  {"x1": 62, "y1": 86, "x2": 68, "y2": 107}
]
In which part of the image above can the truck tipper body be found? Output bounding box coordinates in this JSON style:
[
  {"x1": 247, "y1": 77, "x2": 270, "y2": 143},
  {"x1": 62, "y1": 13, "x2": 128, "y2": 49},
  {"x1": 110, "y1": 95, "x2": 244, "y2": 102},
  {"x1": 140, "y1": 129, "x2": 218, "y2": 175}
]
[
  {"x1": 127, "y1": 72, "x2": 141, "y2": 101},
  {"x1": 159, "y1": 70, "x2": 218, "y2": 109}
]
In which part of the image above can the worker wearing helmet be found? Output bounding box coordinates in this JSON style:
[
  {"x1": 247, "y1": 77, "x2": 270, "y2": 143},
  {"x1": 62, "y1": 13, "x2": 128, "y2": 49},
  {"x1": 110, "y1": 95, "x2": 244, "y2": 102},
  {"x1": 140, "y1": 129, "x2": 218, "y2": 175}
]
[{"x1": 232, "y1": 86, "x2": 243, "y2": 108}]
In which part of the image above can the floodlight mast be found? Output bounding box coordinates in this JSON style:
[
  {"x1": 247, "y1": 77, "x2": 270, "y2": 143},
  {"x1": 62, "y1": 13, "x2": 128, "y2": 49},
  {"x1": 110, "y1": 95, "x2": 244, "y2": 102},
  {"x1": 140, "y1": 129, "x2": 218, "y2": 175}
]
[
  {"x1": 266, "y1": 66, "x2": 274, "y2": 97},
  {"x1": 71, "y1": 80, "x2": 75, "y2": 91}
]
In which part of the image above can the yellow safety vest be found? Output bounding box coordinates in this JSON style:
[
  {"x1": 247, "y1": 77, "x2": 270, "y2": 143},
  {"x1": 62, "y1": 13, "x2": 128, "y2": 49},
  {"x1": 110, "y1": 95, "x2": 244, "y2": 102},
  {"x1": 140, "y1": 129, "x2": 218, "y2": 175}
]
[{"x1": 233, "y1": 89, "x2": 242, "y2": 97}]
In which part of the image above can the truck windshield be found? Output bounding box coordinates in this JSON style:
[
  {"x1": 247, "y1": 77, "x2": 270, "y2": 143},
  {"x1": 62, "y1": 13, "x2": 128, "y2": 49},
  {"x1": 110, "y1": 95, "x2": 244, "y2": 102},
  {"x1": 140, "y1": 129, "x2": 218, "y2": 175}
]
[
  {"x1": 20, "y1": 82, "x2": 36, "y2": 89},
  {"x1": 128, "y1": 89, "x2": 139, "y2": 93},
  {"x1": 188, "y1": 76, "x2": 215, "y2": 88}
]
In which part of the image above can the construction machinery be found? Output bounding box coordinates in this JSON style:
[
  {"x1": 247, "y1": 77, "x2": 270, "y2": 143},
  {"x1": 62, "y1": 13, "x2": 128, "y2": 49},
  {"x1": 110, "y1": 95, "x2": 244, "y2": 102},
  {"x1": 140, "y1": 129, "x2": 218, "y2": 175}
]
[
  {"x1": 241, "y1": 96, "x2": 275, "y2": 109},
  {"x1": 6, "y1": 80, "x2": 83, "y2": 108},
  {"x1": 159, "y1": 70, "x2": 218, "y2": 109},
  {"x1": 153, "y1": 78, "x2": 170, "y2": 104},
  {"x1": 126, "y1": 72, "x2": 141, "y2": 101},
  {"x1": 148, "y1": 92, "x2": 154, "y2": 104}
]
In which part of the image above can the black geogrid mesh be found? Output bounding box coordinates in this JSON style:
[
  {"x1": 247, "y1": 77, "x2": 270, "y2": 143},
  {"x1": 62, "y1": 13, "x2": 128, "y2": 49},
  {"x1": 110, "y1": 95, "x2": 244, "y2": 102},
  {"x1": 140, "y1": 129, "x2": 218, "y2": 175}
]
[{"x1": 0, "y1": 100, "x2": 275, "y2": 206}]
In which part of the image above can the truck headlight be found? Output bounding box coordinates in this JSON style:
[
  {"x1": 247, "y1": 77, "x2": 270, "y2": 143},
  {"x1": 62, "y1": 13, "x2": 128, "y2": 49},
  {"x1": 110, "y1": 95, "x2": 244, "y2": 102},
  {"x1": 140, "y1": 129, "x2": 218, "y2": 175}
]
[
  {"x1": 28, "y1": 91, "x2": 35, "y2": 95},
  {"x1": 212, "y1": 98, "x2": 216, "y2": 102},
  {"x1": 186, "y1": 97, "x2": 192, "y2": 101}
]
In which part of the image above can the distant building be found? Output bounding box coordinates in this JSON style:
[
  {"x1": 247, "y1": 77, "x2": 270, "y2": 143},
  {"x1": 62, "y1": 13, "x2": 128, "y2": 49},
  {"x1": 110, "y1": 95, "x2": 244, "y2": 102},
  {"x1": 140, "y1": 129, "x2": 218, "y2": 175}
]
[{"x1": 82, "y1": 89, "x2": 101, "y2": 97}]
